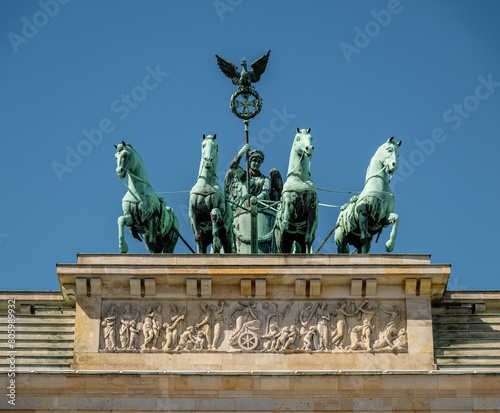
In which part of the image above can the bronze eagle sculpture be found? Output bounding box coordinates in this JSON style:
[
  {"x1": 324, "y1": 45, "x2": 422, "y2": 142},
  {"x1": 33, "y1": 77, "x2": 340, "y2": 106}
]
[{"x1": 215, "y1": 50, "x2": 271, "y2": 87}]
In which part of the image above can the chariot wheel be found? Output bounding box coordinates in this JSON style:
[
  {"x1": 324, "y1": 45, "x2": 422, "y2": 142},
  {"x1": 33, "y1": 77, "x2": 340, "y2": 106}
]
[{"x1": 238, "y1": 331, "x2": 259, "y2": 351}]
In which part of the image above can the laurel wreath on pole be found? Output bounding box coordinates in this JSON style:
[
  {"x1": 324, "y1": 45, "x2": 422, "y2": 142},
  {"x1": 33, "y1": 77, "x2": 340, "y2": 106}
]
[{"x1": 230, "y1": 86, "x2": 262, "y2": 120}]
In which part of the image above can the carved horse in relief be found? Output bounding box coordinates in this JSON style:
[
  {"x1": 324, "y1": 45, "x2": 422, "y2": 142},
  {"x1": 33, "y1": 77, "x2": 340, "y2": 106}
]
[
  {"x1": 274, "y1": 128, "x2": 318, "y2": 253},
  {"x1": 189, "y1": 134, "x2": 234, "y2": 253},
  {"x1": 334, "y1": 137, "x2": 402, "y2": 254},
  {"x1": 115, "y1": 142, "x2": 179, "y2": 253}
]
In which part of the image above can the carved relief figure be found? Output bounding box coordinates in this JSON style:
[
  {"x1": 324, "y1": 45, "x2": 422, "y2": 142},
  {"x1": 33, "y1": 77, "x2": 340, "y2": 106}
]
[
  {"x1": 166, "y1": 304, "x2": 185, "y2": 349},
  {"x1": 195, "y1": 303, "x2": 213, "y2": 349},
  {"x1": 128, "y1": 319, "x2": 141, "y2": 350},
  {"x1": 301, "y1": 326, "x2": 317, "y2": 351},
  {"x1": 151, "y1": 304, "x2": 163, "y2": 350},
  {"x1": 101, "y1": 304, "x2": 118, "y2": 350},
  {"x1": 379, "y1": 304, "x2": 402, "y2": 333},
  {"x1": 175, "y1": 326, "x2": 196, "y2": 351},
  {"x1": 349, "y1": 323, "x2": 372, "y2": 351},
  {"x1": 141, "y1": 306, "x2": 155, "y2": 350},
  {"x1": 373, "y1": 327, "x2": 397, "y2": 350},
  {"x1": 211, "y1": 301, "x2": 228, "y2": 350},
  {"x1": 393, "y1": 328, "x2": 407, "y2": 350},
  {"x1": 281, "y1": 325, "x2": 299, "y2": 351},
  {"x1": 194, "y1": 331, "x2": 206, "y2": 350},
  {"x1": 353, "y1": 301, "x2": 376, "y2": 350},
  {"x1": 298, "y1": 302, "x2": 316, "y2": 348},
  {"x1": 163, "y1": 314, "x2": 185, "y2": 351},
  {"x1": 119, "y1": 304, "x2": 135, "y2": 349},
  {"x1": 229, "y1": 301, "x2": 260, "y2": 344},
  {"x1": 262, "y1": 301, "x2": 292, "y2": 336},
  {"x1": 261, "y1": 323, "x2": 280, "y2": 351},
  {"x1": 315, "y1": 302, "x2": 331, "y2": 351},
  {"x1": 330, "y1": 301, "x2": 349, "y2": 350}
]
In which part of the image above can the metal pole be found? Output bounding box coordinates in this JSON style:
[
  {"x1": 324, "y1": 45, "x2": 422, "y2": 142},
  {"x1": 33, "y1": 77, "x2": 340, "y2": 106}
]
[
  {"x1": 250, "y1": 196, "x2": 258, "y2": 254},
  {"x1": 243, "y1": 120, "x2": 250, "y2": 200},
  {"x1": 244, "y1": 119, "x2": 258, "y2": 253}
]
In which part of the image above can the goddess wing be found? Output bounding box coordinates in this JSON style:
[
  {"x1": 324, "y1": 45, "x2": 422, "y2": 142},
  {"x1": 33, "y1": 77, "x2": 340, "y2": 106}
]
[
  {"x1": 269, "y1": 168, "x2": 283, "y2": 202},
  {"x1": 224, "y1": 169, "x2": 244, "y2": 203}
]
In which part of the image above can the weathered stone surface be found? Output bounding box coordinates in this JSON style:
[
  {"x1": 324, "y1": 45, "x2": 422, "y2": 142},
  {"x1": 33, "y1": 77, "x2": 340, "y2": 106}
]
[
  {"x1": 54, "y1": 254, "x2": 452, "y2": 372},
  {"x1": 8, "y1": 372, "x2": 500, "y2": 412}
]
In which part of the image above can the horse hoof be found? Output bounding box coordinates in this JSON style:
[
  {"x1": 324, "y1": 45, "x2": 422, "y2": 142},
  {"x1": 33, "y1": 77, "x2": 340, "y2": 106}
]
[
  {"x1": 119, "y1": 242, "x2": 129, "y2": 253},
  {"x1": 385, "y1": 241, "x2": 395, "y2": 252}
]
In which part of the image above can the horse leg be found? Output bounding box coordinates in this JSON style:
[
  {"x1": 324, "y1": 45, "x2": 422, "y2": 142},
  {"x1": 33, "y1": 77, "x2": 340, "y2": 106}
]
[
  {"x1": 189, "y1": 204, "x2": 203, "y2": 254},
  {"x1": 282, "y1": 192, "x2": 293, "y2": 231},
  {"x1": 334, "y1": 229, "x2": 349, "y2": 254},
  {"x1": 118, "y1": 214, "x2": 133, "y2": 253},
  {"x1": 219, "y1": 221, "x2": 233, "y2": 254},
  {"x1": 305, "y1": 204, "x2": 318, "y2": 254},
  {"x1": 356, "y1": 203, "x2": 370, "y2": 254},
  {"x1": 385, "y1": 213, "x2": 399, "y2": 252},
  {"x1": 147, "y1": 215, "x2": 158, "y2": 252},
  {"x1": 210, "y1": 208, "x2": 222, "y2": 254},
  {"x1": 282, "y1": 232, "x2": 294, "y2": 254}
]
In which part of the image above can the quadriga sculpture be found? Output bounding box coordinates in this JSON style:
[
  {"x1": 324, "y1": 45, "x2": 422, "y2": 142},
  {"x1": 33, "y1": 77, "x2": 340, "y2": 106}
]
[
  {"x1": 115, "y1": 142, "x2": 179, "y2": 253},
  {"x1": 334, "y1": 137, "x2": 402, "y2": 254},
  {"x1": 274, "y1": 128, "x2": 318, "y2": 253},
  {"x1": 189, "y1": 134, "x2": 234, "y2": 253}
]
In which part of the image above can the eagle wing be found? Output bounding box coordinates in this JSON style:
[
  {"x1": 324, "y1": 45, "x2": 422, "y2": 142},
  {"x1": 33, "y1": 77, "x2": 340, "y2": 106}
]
[
  {"x1": 269, "y1": 168, "x2": 283, "y2": 202},
  {"x1": 215, "y1": 55, "x2": 241, "y2": 85},
  {"x1": 249, "y1": 50, "x2": 271, "y2": 83}
]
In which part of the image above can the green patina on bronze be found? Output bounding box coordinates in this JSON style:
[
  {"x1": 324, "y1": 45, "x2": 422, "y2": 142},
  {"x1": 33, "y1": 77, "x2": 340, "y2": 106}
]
[
  {"x1": 215, "y1": 50, "x2": 270, "y2": 120},
  {"x1": 189, "y1": 134, "x2": 235, "y2": 254},
  {"x1": 115, "y1": 142, "x2": 179, "y2": 253},
  {"x1": 224, "y1": 143, "x2": 283, "y2": 253},
  {"x1": 274, "y1": 128, "x2": 319, "y2": 254},
  {"x1": 334, "y1": 137, "x2": 402, "y2": 254}
]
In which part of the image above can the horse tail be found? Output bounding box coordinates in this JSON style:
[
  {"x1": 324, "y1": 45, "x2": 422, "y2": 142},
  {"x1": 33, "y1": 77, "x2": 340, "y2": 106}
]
[
  {"x1": 334, "y1": 200, "x2": 356, "y2": 247},
  {"x1": 157, "y1": 198, "x2": 180, "y2": 253}
]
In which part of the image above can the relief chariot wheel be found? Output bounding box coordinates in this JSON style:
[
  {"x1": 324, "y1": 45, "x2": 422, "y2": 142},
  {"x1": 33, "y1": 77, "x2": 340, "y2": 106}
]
[
  {"x1": 237, "y1": 330, "x2": 259, "y2": 351},
  {"x1": 230, "y1": 86, "x2": 262, "y2": 120}
]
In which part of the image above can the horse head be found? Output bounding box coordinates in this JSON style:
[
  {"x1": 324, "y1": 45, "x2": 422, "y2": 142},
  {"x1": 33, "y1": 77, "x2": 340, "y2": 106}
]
[
  {"x1": 201, "y1": 134, "x2": 219, "y2": 171},
  {"x1": 294, "y1": 128, "x2": 314, "y2": 157},
  {"x1": 115, "y1": 141, "x2": 136, "y2": 179},
  {"x1": 377, "y1": 137, "x2": 402, "y2": 174}
]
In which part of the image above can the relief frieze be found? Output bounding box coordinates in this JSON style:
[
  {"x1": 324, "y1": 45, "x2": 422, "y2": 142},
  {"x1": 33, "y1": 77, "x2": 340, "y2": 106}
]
[{"x1": 99, "y1": 300, "x2": 407, "y2": 353}]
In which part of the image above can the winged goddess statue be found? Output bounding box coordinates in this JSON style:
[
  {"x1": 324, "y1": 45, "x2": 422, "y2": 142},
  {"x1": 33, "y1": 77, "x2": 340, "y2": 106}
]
[
  {"x1": 215, "y1": 51, "x2": 271, "y2": 120},
  {"x1": 215, "y1": 50, "x2": 271, "y2": 87}
]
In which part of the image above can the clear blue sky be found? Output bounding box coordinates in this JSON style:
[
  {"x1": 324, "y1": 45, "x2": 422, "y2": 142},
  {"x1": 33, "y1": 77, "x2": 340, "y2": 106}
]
[{"x1": 1, "y1": 0, "x2": 499, "y2": 291}]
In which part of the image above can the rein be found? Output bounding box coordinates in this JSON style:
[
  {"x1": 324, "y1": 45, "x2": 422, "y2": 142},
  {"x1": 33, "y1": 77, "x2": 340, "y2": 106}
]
[
  {"x1": 286, "y1": 150, "x2": 309, "y2": 178},
  {"x1": 118, "y1": 167, "x2": 151, "y2": 203},
  {"x1": 365, "y1": 164, "x2": 393, "y2": 185}
]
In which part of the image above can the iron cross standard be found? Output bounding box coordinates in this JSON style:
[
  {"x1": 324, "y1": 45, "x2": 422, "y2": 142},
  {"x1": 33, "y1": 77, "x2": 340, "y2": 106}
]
[{"x1": 215, "y1": 50, "x2": 271, "y2": 252}]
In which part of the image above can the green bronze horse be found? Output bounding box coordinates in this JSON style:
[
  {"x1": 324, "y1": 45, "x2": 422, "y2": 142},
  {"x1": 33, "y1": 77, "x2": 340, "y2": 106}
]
[
  {"x1": 274, "y1": 128, "x2": 318, "y2": 253},
  {"x1": 189, "y1": 134, "x2": 234, "y2": 253},
  {"x1": 115, "y1": 142, "x2": 179, "y2": 253},
  {"x1": 334, "y1": 137, "x2": 402, "y2": 254}
]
